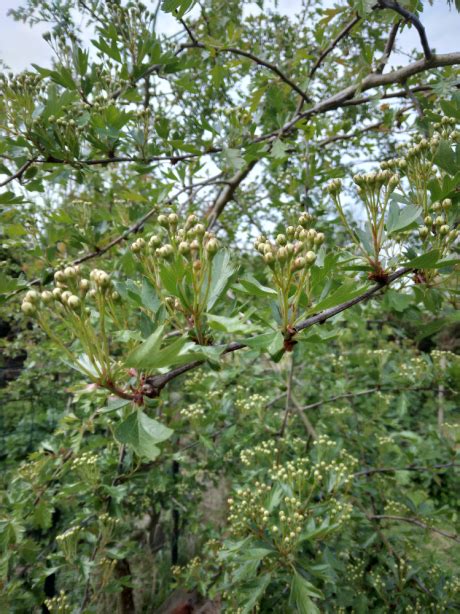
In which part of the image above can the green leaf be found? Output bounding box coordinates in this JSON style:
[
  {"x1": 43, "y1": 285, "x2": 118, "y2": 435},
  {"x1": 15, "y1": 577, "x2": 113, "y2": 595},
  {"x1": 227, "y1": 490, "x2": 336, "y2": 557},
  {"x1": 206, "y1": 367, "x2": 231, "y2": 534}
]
[
  {"x1": 206, "y1": 250, "x2": 237, "y2": 310},
  {"x1": 141, "y1": 277, "x2": 160, "y2": 314},
  {"x1": 289, "y1": 572, "x2": 322, "y2": 614},
  {"x1": 434, "y1": 140, "x2": 457, "y2": 175},
  {"x1": 310, "y1": 281, "x2": 367, "y2": 314},
  {"x1": 125, "y1": 325, "x2": 165, "y2": 369},
  {"x1": 161, "y1": 0, "x2": 196, "y2": 18},
  {"x1": 0, "y1": 272, "x2": 25, "y2": 294},
  {"x1": 207, "y1": 314, "x2": 251, "y2": 334},
  {"x1": 238, "y1": 275, "x2": 277, "y2": 298},
  {"x1": 115, "y1": 410, "x2": 173, "y2": 460},
  {"x1": 387, "y1": 204, "x2": 422, "y2": 234},
  {"x1": 401, "y1": 249, "x2": 440, "y2": 269},
  {"x1": 245, "y1": 331, "x2": 280, "y2": 351}
]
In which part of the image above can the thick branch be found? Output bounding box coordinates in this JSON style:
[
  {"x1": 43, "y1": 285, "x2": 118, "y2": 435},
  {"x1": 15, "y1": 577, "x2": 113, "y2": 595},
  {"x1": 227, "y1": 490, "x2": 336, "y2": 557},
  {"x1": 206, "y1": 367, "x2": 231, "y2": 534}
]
[{"x1": 143, "y1": 268, "x2": 410, "y2": 396}]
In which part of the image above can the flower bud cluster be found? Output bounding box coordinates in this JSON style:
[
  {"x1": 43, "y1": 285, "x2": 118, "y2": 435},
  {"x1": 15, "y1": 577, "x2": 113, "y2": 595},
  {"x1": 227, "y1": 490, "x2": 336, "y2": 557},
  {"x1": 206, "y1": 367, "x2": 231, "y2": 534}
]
[
  {"x1": 234, "y1": 392, "x2": 268, "y2": 415},
  {"x1": 71, "y1": 452, "x2": 100, "y2": 484},
  {"x1": 130, "y1": 213, "x2": 221, "y2": 341},
  {"x1": 180, "y1": 403, "x2": 206, "y2": 421},
  {"x1": 254, "y1": 214, "x2": 325, "y2": 329},
  {"x1": 56, "y1": 526, "x2": 81, "y2": 561},
  {"x1": 44, "y1": 591, "x2": 72, "y2": 614},
  {"x1": 240, "y1": 440, "x2": 278, "y2": 467},
  {"x1": 418, "y1": 198, "x2": 458, "y2": 252}
]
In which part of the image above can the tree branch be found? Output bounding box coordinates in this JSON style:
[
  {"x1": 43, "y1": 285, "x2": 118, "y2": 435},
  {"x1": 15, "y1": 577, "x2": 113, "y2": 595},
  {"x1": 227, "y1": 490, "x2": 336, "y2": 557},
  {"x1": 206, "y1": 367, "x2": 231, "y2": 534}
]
[
  {"x1": 375, "y1": 19, "x2": 401, "y2": 74},
  {"x1": 377, "y1": 0, "x2": 432, "y2": 60},
  {"x1": 368, "y1": 514, "x2": 460, "y2": 543},
  {"x1": 206, "y1": 160, "x2": 258, "y2": 228},
  {"x1": 143, "y1": 268, "x2": 411, "y2": 397},
  {"x1": 0, "y1": 158, "x2": 36, "y2": 187},
  {"x1": 355, "y1": 462, "x2": 460, "y2": 477},
  {"x1": 309, "y1": 14, "x2": 361, "y2": 80}
]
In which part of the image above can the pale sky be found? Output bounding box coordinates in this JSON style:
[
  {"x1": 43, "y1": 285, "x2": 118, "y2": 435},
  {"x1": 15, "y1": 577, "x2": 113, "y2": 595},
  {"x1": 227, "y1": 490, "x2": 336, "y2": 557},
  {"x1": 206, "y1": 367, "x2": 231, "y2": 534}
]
[{"x1": 1, "y1": 0, "x2": 459, "y2": 72}]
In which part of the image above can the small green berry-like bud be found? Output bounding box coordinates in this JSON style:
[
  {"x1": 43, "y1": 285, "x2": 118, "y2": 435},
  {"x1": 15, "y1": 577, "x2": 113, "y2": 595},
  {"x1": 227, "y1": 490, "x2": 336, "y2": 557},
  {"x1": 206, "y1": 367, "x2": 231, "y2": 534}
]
[
  {"x1": 424, "y1": 215, "x2": 432, "y2": 226},
  {"x1": 194, "y1": 223, "x2": 205, "y2": 237},
  {"x1": 440, "y1": 224, "x2": 449, "y2": 235},
  {"x1": 79, "y1": 279, "x2": 90, "y2": 291},
  {"x1": 54, "y1": 270, "x2": 66, "y2": 283},
  {"x1": 314, "y1": 232, "x2": 325, "y2": 246},
  {"x1": 276, "y1": 234, "x2": 287, "y2": 246},
  {"x1": 178, "y1": 241, "x2": 190, "y2": 254},
  {"x1": 185, "y1": 214, "x2": 198, "y2": 229},
  {"x1": 67, "y1": 295, "x2": 80, "y2": 309},
  {"x1": 435, "y1": 216, "x2": 444, "y2": 226},
  {"x1": 277, "y1": 247, "x2": 288, "y2": 262},
  {"x1": 419, "y1": 226, "x2": 429, "y2": 239},
  {"x1": 292, "y1": 256, "x2": 306, "y2": 271},
  {"x1": 286, "y1": 226, "x2": 295, "y2": 237},
  {"x1": 41, "y1": 290, "x2": 53, "y2": 303},
  {"x1": 305, "y1": 251, "x2": 317, "y2": 265},
  {"x1": 206, "y1": 238, "x2": 219, "y2": 255},
  {"x1": 25, "y1": 290, "x2": 40, "y2": 303},
  {"x1": 21, "y1": 301, "x2": 36, "y2": 316},
  {"x1": 111, "y1": 291, "x2": 120, "y2": 301},
  {"x1": 299, "y1": 213, "x2": 312, "y2": 228},
  {"x1": 442, "y1": 198, "x2": 452, "y2": 209},
  {"x1": 264, "y1": 252, "x2": 275, "y2": 266},
  {"x1": 64, "y1": 266, "x2": 77, "y2": 278},
  {"x1": 168, "y1": 213, "x2": 179, "y2": 225},
  {"x1": 157, "y1": 214, "x2": 168, "y2": 227},
  {"x1": 52, "y1": 287, "x2": 62, "y2": 299},
  {"x1": 149, "y1": 234, "x2": 162, "y2": 248}
]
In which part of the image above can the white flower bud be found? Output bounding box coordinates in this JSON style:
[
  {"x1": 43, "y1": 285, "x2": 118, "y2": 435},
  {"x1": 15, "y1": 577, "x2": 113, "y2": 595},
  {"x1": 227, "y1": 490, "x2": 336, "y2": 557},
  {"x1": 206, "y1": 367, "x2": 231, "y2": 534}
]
[
  {"x1": 25, "y1": 290, "x2": 40, "y2": 303},
  {"x1": 21, "y1": 301, "x2": 36, "y2": 316},
  {"x1": 67, "y1": 295, "x2": 80, "y2": 309},
  {"x1": 41, "y1": 291, "x2": 53, "y2": 303}
]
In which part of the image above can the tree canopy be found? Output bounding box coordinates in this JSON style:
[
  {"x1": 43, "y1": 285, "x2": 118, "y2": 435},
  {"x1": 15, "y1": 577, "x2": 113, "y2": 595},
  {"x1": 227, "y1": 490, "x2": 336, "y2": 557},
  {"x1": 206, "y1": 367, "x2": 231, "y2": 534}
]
[{"x1": 0, "y1": 0, "x2": 459, "y2": 612}]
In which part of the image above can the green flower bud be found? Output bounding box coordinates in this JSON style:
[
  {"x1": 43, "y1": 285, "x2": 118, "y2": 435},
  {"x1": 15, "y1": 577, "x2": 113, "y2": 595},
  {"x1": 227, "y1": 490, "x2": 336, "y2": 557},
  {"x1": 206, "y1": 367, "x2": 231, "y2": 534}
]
[
  {"x1": 179, "y1": 241, "x2": 190, "y2": 254},
  {"x1": 264, "y1": 252, "x2": 275, "y2": 266},
  {"x1": 185, "y1": 214, "x2": 198, "y2": 229},
  {"x1": 286, "y1": 243, "x2": 294, "y2": 255},
  {"x1": 194, "y1": 223, "x2": 205, "y2": 237},
  {"x1": 41, "y1": 290, "x2": 53, "y2": 303},
  {"x1": 25, "y1": 290, "x2": 40, "y2": 303},
  {"x1": 442, "y1": 198, "x2": 452, "y2": 209},
  {"x1": 21, "y1": 301, "x2": 36, "y2": 316},
  {"x1": 149, "y1": 234, "x2": 162, "y2": 248},
  {"x1": 314, "y1": 232, "x2": 325, "y2": 246},
  {"x1": 305, "y1": 251, "x2": 316, "y2": 265},
  {"x1": 277, "y1": 247, "x2": 288, "y2": 262},
  {"x1": 299, "y1": 213, "x2": 312, "y2": 228},
  {"x1": 435, "y1": 216, "x2": 444, "y2": 226},
  {"x1": 79, "y1": 279, "x2": 90, "y2": 291},
  {"x1": 424, "y1": 215, "x2": 432, "y2": 226},
  {"x1": 54, "y1": 270, "x2": 66, "y2": 283},
  {"x1": 440, "y1": 224, "x2": 450, "y2": 235},
  {"x1": 206, "y1": 238, "x2": 219, "y2": 255},
  {"x1": 64, "y1": 266, "x2": 77, "y2": 278},
  {"x1": 190, "y1": 239, "x2": 200, "y2": 251},
  {"x1": 432, "y1": 201, "x2": 441, "y2": 212},
  {"x1": 67, "y1": 295, "x2": 80, "y2": 309},
  {"x1": 419, "y1": 226, "x2": 429, "y2": 239},
  {"x1": 286, "y1": 226, "x2": 295, "y2": 237},
  {"x1": 52, "y1": 288, "x2": 62, "y2": 299},
  {"x1": 276, "y1": 234, "x2": 287, "y2": 246},
  {"x1": 157, "y1": 214, "x2": 168, "y2": 227},
  {"x1": 61, "y1": 290, "x2": 72, "y2": 304},
  {"x1": 111, "y1": 291, "x2": 120, "y2": 301},
  {"x1": 292, "y1": 256, "x2": 306, "y2": 271},
  {"x1": 161, "y1": 244, "x2": 174, "y2": 259},
  {"x1": 168, "y1": 213, "x2": 179, "y2": 226}
]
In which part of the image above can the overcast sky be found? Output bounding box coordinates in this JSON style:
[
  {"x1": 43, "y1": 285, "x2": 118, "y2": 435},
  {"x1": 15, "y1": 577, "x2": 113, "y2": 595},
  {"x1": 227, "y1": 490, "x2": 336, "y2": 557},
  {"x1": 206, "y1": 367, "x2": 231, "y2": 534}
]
[{"x1": 1, "y1": 0, "x2": 459, "y2": 72}]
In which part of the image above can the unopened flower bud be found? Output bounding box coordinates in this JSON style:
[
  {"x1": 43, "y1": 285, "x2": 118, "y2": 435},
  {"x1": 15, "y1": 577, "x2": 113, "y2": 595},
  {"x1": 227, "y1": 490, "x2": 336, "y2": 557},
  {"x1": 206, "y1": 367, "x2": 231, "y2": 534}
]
[
  {"x1": 168, "y1": 213, "x2": 178, "y2": 226},
  {"x1": 206, "y1": 238, "x2": 219, "y2": 255},
  {"x1": 276, "y1": 234, "x2": 287, "y2": 246},
  {"x1": 25, "y1": 290, "x2": 40, "y2": 303},
  {"x1": 185, "y1": 214, "x2": 198, "y2": 229},
  {"x1": 52, "y1": 288, "x2": 62, "y2": 299},
  {"x1": 54, "y1": 270, "x2": 66, "y2": 283},
  {"x1": 67, "y1": 295, "x2": 80, "y2": 309},
  {"x1": 286, "y1": 226, "x2": 295, "y2": 237},
  {"x1": 194, "y1": 223, "x2": 205, "y2": 237},
  {"x1": 157, "y1": 214, "x2": 168, "y2": 227},
  {"x1": 424, "y1": 215, "x2": 432, "y2": 226},
  {"x1": 292, "y1": 256, "x2": 306, "y2": 271},
  {"x1": 41, "y1": 290, "x2": 53, "y2": 303},
  {"x1": 111, "y1": 291, "x2": 120, "y2": 301},
  {"x1": 314, "y1": 232, "x2": 325, "y2": 246},
  {"x1": 79, "y1": 279, "x2": 90, "y2": 291},
  {"x1": 193, "y1": 260, "x2": 202, "y2": 271},
  {"x1": 264, "y1": 252, "x2": 275, "y2": 266},
  {"x1": 149, "y1": 235, "x2": 162, "y2": 248},
  {"x1": 178, "y1": 241, "x2": 190, "y2": 254},
  {"x1": 442, "y1": 198, "x2": 452, "y2": 209},
  {"x1": 277, "y1": 247, "x2": 288, "y2": 262},
  {"x1": 64, "y1": 266, "x2": 77, "y2": 278},
  {"x1": 440, "y1": 224, "x2": 449, "y2": 235},
  {"x1": 435, "y1": 216, "x2": 444, "y2": 226},
  {"x1": 305, "y1": 251, "x2": 316, "y2": 265},
  {"x1": 21, "y1": 301, "x2": 36, "y2": 316},
  {"x1": 419, "y1": 226, "x2": 429, "y2": 239}
]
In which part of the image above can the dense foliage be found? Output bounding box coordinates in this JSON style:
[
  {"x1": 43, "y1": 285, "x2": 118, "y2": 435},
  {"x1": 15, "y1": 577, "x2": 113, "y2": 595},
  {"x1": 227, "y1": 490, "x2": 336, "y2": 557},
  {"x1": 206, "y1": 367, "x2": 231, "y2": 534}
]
[{"x1": 1, "y1": 0, "x2": 459, "y2": 612}]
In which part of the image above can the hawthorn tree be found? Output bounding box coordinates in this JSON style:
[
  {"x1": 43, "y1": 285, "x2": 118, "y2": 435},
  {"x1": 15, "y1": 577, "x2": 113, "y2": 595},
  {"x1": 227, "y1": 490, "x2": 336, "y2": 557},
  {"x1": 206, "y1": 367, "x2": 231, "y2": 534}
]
[{"x1": 0, "y1": 0, "x2": 459, "y2": 612}]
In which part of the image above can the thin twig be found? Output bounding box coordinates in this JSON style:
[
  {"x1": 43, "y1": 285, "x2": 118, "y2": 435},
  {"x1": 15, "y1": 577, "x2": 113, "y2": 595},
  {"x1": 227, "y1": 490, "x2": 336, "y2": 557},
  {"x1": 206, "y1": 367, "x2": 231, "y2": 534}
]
[
  {"x1": 377, "y1": 0, "x2": 432, "y2": 60},
  {"x1": 375, "y1": 20, "x2": 401, "y2": 74},
  {"x1": 368, "y1": 514, "x2": 460, "y2": 543}
]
